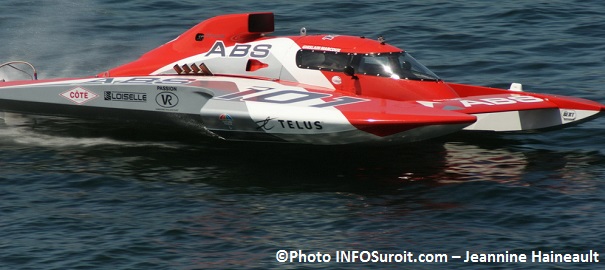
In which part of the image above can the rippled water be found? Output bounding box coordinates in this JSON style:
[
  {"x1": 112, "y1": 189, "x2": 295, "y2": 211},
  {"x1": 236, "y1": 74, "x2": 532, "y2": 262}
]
[{"x1": 2, "y1": 1, "x2": 605, "y2": 269}]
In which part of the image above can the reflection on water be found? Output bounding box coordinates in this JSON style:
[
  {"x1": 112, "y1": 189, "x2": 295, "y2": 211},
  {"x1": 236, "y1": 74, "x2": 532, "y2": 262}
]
[
  {"x1": 1, "y1": 114, "x2": 604, "y2": 270},
  {"x1": 438, "y1": 142, "x2": 528, "y2": 184},
  {"x1": 0, "y1": 113, "x2": 601, "y2": 196}
]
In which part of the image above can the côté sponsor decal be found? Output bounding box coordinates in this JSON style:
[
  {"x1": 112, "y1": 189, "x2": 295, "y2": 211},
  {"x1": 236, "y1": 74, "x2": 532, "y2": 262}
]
[{"x1": 61, "y1": 87, "x2": 98, "y2": 104}]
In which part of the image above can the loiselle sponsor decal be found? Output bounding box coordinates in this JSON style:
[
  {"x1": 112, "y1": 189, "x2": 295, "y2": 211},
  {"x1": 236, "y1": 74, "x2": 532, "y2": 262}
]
[{"x1": 104, "y1": 91, "x2": 147, "y2": 102}]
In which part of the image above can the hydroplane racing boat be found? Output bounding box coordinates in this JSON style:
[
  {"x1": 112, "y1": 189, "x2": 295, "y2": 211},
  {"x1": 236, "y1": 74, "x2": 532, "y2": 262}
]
[{"x1": 0, "y1": 12, "x2": 603, "y2": 145}]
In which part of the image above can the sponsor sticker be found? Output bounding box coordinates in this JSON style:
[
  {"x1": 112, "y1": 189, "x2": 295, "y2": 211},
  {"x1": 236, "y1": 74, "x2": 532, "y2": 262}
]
[
  {"x1": 104, "y1": 91, "x2": 147, "y2": 102},
  {"x1": 562, "y1": 110, "x2": 576, "y2": 121},
  {"x1": 331, "y1": 76, "x2": 342, "y2": 85},
  {"x1": 157, "y1": 86, "x2": 178, "y2": 91},
  {"x1": 155, "y1": 92, "x2": 179, "y2": 108},
  {"x1": 61, "y1": 87, "x2": 98, "y2": 104},
  {"x1": 219, "y1": 114, "x2": 233, "y2": 129}
]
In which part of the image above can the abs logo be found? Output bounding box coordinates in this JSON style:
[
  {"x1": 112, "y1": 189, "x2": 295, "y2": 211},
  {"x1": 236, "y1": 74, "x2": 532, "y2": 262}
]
[
  {"x1": 156, "y1": 92, "x2": 179, "y2": 108},
  {"x1": 204, "y1": 41, "x2": 272, "y2": 58}
]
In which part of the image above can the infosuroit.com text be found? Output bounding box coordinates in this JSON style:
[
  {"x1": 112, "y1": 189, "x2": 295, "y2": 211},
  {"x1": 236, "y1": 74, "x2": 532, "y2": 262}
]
[{"x1": 275, "y1": 249, "x2": 601, "y2": 265}]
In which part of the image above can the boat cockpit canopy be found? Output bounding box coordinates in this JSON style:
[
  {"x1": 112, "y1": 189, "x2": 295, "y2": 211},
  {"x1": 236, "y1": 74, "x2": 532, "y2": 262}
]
[{"x1": 296, "y1": 50, "x2": 440, "y2": 81}]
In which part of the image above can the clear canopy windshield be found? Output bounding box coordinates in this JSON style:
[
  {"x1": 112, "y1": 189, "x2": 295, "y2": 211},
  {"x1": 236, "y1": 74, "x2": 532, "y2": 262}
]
[
  {"x1": 296, "y1": 50, "x2": 440, "y2": 81},
  {"x1": 354, "y1": 52, "x2": 440, "y2": 81}
]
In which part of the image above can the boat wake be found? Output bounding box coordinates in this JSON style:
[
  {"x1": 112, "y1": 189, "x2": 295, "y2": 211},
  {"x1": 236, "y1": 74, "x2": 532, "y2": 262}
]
[{"x1": 0, "y1": 112, "x2": 181, "y2": 149}]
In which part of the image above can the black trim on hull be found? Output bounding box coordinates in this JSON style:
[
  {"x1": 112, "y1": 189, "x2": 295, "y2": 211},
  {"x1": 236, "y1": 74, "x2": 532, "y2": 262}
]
[
  {"x1": 0, "y1": 99, "x2": 204, "y2": 130},
  {"x1": 0, "y1": 99, "x2": 286, "y2": 142},
  {"x1": 211, "y1": 129, "x2": 287, "y2": 143}
]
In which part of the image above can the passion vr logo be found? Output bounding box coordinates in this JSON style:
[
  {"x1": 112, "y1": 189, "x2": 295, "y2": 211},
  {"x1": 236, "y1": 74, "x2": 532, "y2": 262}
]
[
  {"x1": 156, "y1": 92, "x2": 179, "y2": 108},
  {"x1": 104, "y1": 91, "x2": 147, "y2": 102}
]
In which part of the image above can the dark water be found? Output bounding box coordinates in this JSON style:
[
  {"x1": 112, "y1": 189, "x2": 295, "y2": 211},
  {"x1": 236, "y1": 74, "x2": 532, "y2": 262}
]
[{"x1": 2, "y1": 1, "x2": 605, "y2": 269}]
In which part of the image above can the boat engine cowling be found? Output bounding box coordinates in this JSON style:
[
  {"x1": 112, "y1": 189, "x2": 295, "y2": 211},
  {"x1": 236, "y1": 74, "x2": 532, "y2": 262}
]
[{"x1": 100, "y1": 12, "x2": 274, "y2": 77}]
